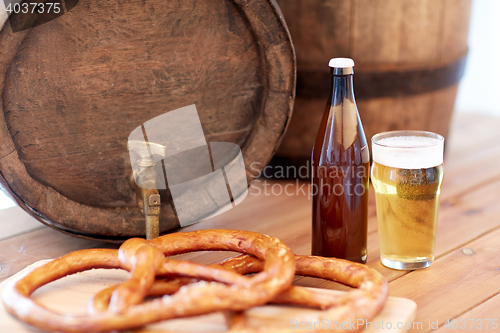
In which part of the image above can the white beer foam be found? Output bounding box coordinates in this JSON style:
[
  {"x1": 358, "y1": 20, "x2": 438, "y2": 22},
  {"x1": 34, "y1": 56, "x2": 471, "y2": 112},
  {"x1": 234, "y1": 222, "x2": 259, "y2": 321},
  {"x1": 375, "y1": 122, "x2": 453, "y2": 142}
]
[{"x1": 372, "y1": 136, "x2": 444, "y2": 169}]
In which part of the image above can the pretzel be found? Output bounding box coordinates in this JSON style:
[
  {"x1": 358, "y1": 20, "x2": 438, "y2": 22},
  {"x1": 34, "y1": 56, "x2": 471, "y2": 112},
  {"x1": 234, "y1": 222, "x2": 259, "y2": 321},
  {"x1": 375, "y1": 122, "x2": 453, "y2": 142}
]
[
  {"x1": 3, "y1": 229, "x2": 388, "y2": 333},
  {"x1": 91, "y1": 256, "x2": 343, "y2": 312},
  {"x1": 2, "y1": 229, "x2": 295, "y2": 333},
  {"x1": 92, "y1": 254, "x2": 388, "y2": 333},
  {"x1": 222, "y1": 254, "x2": 389, "y2": 333},
  {"x1": 89, "y1": 259, "x2": 252, "y2": 313}
]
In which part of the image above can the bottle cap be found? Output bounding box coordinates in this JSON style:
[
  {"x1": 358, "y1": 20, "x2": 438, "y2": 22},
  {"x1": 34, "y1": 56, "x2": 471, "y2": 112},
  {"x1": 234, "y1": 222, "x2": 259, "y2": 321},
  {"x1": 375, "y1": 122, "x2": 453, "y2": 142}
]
[
  {"x1": 328, "y1": 58, "x2": 355, "y2": 68},
  {"x1": 329, "y1": 58, "x2": 354, "y2": 75}
]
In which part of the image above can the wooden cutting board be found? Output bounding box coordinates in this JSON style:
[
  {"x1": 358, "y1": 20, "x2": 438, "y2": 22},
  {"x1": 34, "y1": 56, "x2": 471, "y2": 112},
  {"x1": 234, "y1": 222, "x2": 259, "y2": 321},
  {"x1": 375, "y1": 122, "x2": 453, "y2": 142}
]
[{"x1": 0, "y1": 260, "x2": 417, "y2": 333}]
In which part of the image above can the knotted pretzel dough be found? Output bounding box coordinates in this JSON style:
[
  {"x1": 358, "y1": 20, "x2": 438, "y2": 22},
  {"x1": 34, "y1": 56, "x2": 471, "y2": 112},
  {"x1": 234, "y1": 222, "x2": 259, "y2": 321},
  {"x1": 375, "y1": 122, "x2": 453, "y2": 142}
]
[
  {"x1": 2, "y1": 229, "x2": 295, "y2": 333},
  {"x1": 222, "y1": 254, "x2": 389, "y2": 333},
  {"x1": 91, "y1": 256, "x2": 342, "y2": 312},
  {"x1": 2, "y1": 229, "x2": 388, "y2": 333},
  {"x1": 91, "y1": 254, "x2": 388, "y2": 333}
]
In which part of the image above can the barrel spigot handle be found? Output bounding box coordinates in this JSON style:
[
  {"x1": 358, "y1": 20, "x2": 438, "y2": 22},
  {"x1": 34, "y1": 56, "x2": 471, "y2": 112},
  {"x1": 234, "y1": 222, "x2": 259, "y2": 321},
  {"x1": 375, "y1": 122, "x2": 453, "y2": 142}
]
[{"x1": 127, "y1": 140, "x2": 166, "y2": 240}]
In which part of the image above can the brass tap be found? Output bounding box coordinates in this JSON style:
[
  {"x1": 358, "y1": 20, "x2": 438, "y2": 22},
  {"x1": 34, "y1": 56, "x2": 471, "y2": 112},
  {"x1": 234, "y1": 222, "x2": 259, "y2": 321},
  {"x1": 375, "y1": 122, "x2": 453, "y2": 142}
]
[{"x1": 128, "y1": 140, "x2": 166, "y2": 240}]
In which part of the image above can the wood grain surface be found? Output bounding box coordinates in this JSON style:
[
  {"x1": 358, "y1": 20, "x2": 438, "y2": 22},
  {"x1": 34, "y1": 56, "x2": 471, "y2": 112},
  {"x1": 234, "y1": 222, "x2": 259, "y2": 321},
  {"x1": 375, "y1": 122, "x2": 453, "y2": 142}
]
[{"x1": 0, "y1": 113, "x2": 499, "y2": 333}]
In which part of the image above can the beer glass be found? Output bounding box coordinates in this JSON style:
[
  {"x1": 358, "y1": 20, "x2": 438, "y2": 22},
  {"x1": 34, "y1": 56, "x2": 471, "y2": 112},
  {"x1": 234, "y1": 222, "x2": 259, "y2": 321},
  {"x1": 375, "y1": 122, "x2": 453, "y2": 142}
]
[{"x1": 371, "y1": 130, "x2": 444, "y2": 270}]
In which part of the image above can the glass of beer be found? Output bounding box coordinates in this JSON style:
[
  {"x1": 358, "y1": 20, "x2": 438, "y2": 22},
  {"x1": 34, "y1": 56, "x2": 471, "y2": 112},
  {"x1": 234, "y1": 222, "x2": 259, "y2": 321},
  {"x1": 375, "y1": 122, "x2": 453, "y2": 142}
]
[{"x1": 371, "y1": 130, "x2": 444, "y2": 270}]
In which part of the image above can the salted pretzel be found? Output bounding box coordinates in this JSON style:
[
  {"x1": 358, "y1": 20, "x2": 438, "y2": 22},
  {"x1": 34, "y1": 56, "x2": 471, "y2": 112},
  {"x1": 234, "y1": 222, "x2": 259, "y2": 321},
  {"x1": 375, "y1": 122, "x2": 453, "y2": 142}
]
[{"x1": 2, "y1": 229, "x2": 296, "y2": 333}]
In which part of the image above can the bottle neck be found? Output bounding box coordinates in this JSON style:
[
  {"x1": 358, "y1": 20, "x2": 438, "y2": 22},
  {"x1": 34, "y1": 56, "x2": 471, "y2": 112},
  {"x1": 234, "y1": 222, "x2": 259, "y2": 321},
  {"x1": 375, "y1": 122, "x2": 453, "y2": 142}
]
[
  {"x1": 327, "y1": 73, "x2": 355, "y2": 108},
  {"x1": 330, "y1": 66, "x2": 354, "y2": 76},
  {"x1": 323, "y1": 71, "x2": 360, "y2": 152}
]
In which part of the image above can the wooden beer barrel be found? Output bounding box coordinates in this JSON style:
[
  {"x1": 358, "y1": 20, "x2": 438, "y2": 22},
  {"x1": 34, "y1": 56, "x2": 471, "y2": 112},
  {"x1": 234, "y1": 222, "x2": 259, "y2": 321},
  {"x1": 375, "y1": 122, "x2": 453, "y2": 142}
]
[
  {"x1": 274, "y1": 0, "x2": 471, "y2": 165},
  {"x1": 0, "y1": 0, "x2": 295, "y2": 241}
]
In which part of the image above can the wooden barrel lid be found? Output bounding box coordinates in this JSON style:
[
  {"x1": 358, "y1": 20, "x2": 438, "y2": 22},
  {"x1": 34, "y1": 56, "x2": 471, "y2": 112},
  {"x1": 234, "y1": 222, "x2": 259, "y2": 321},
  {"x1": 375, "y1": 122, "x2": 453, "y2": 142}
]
[{"x1": 0, "y1": 0, "x2": 295, "y2": 241}]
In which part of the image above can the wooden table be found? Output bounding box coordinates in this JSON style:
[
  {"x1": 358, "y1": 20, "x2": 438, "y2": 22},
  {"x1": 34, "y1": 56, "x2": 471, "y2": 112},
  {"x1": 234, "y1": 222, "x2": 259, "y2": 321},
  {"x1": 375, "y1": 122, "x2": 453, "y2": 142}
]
[{"x1": 1, "y1": 112, "x2": 499, "y2": 332}]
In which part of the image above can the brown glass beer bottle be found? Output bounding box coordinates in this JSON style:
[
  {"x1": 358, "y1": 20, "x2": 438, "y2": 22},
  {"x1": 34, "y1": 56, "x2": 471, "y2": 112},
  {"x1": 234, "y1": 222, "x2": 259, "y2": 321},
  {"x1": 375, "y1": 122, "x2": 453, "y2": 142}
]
[{"x1": 311, "y1": 58, "x2": 369, "y2": 263}]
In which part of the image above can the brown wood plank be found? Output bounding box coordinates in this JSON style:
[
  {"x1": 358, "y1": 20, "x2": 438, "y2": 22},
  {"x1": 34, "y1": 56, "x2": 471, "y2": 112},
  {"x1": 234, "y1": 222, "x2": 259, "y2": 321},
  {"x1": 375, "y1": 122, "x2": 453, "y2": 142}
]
[
  {"x1": 441, "y1": 141, "x2": 500, "y2": 198},
  {"x1": 446, "y1": 113, "x2": 500, "y2": 158},
  {"x1": 358, "y1": 90, "x2": 434, "y2": 144},
  {"x1": 0, "y1": 228, "x2": 113, "y2": 282},
  {"x1": 397, "y1": 0, "x2": 443, "y2": 64},
  {"x1": 182, "y1": 179, "x2": 312, "y2": 246},
  {"x1": 425, "y1": 85, "x2": 459, "y2": 139},
  {"x1": 433, "y1": 292, "x2": 500, "y2": 333},
  {"x1": 351, "y1": 0, "x2": 403, "y2": 63},
  {"x1": 388, "y1": 227, "x2": 500, "y2": 333},
  {"x1": 439, "y1": 0, "x2": 473, "y2": 61},
  {"x1": 274, "y1": 0, "x2": 351, "y2": 69},
  {"x1": 433, "y1": 179, "x2": 500, "y2": 257}
]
